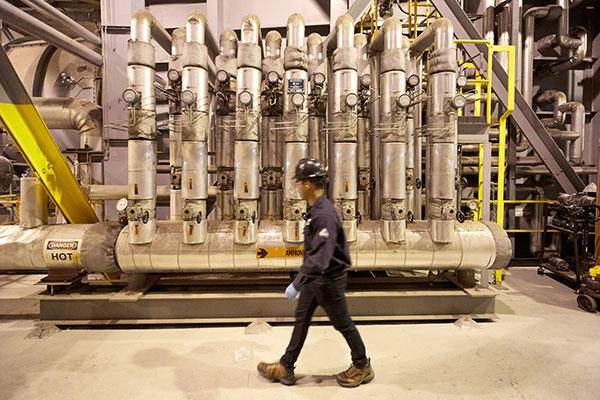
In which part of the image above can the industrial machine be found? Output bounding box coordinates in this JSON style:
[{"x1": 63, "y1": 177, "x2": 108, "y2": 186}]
[{"x1": 0, "y1": 0, "x2": 596, "y2": 323}]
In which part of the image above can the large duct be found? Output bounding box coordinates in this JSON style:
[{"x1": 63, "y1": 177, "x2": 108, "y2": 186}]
[
  {"x1": 282, "y1": 14, "x2": 309, "y2": 243},
  {"x1": 330, "y1": 14, "x2": 359, "y2": 242},
  {"x1": 115, "y1": 220, "x2": 511, "y2": 273},
  {"x1": 410, "y1": 18, "x2": 459, "y2": 244},
  {"x1": 233, "y1": 14, "x2": 262, "y2": 244},
  {"x1": 180, "y1": 11, "x2": 209, "y2": 244},
  {"x1": 214, "y1": 29, "x2": 238, "y2": 220},
  {"x1": 123, "y1": 9, "x2": 171, "y2": 244}
]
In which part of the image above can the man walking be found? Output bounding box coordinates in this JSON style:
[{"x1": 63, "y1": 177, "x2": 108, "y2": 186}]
[{"x1": 257, "y1": 158, "x2": 374, "y2": 388}]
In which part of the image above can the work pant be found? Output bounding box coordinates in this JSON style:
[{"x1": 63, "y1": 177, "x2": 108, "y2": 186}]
[{"x1": 280, "y1": 273, "x2": 369, "y2": 369}]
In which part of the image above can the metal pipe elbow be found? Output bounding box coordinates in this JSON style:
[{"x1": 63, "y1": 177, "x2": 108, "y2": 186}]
[
  {"x1": 335, "y1": 14, "x2": 354, "y2": 49},
  {"x1": 219, "y1": 29, "x2": 238, "y2": 57},
  {"x1": 535, "y1": 90, "x2": 567, "y2": 127},
  {"x1": 185, "y1": 11, "x2": 207, "y2": 44},
  {"x1": 307, "y1": 33, "x2": 323, "y2": 62},
  {"x1": 240, "y1": 14, "x2": 261, "y2": 45},
  {"x1": 130, "y1": 9, "x2": 171, "y2": 52},
  {"x1": 286, "y1": 13, "x2": 305, "y2": 49},
  {"x1": 264, "y1": 31, "x2": 282, "y2": 58},
  {"x1": 171, "y1": 28, "x2": 186, "y2": 55},
  {"x1": 409, "y1": 17, "x2": 453, "y2": 57}
]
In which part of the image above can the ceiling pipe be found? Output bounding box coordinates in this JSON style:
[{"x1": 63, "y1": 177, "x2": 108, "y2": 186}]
[
  {"x1": 0, "y1": 0, "x2": 102, "y2": 66},
  {"x1": 20, "y1": 0, "x2": 101, "y2": 47}
]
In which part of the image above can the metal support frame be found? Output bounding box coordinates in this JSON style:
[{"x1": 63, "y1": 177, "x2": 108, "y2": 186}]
[{"x1": 430, "y1": 0, "x2": 585, "y2": 193}]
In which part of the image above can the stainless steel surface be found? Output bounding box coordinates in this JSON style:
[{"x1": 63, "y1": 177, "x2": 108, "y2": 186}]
[
  {"x1": 332, "y1": 142, "x2": 358, "y2": 200},
  {"x1": 20, "y1": 177, "x2": 48, "y2": 229},
  {"x1": 115, "y1": 220, "x2": 510, "y2": 272},
  {"x1": 0, "y1": 1, "x2": 102, "y2": 66},
  {"x1": 233, "y1": 141, "x2": 260, "y2": 199},
  {"x1": 130, "y1": 9, "x2": 171, "y2": 53},
  {"x1": 20, "y1": 0, "x2": 101, "y2": 46}
]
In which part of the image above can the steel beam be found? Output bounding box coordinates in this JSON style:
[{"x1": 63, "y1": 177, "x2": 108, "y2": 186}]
[{"x1": 430, "y1": 0, "x2": 584, "y2": 193}]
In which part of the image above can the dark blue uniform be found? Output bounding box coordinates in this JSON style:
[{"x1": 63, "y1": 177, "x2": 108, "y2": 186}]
[
  {"x1": 291, "y1": 194, "x2": 351, "y2": 289},
  {"x1": 280, "y1": 194, "x2": 368, "y2": 370}
]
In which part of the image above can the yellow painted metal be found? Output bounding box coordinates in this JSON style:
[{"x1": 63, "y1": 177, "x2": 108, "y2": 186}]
[
  {"x1": 256, "y1": 247, "x2": 304, "y2": 259},
  {"x1": 589, "y1": 266, "x2": 600, "y2": 278},
  {"x1": 0, "y1": 47, "x2": 98, "y2": 224}
]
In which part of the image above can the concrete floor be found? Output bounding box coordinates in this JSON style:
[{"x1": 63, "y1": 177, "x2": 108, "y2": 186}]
[{"x1": 1, "y1": 268, "x2": 599, "y2": 400}]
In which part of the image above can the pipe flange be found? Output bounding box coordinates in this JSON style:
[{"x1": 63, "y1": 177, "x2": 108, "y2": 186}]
[
  {"x1": 358, "y1": 170, "x2": 370, "y2": 189},
  {"x1": 261, "y1": 170, "x2": 282, "y2": 189}
]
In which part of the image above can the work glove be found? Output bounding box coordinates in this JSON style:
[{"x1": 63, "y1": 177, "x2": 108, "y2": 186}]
[{"x1": 285, "y1": 282, "x2": 299, "y2": 301}]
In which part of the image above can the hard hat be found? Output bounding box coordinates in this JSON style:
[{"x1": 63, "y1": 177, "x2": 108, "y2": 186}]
[{"x1": 293, "y1": 157, "x2": 326, "y2": 180}]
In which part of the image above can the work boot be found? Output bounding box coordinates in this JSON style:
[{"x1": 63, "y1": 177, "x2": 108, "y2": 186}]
[
  {"x1": 336, "y1": 362, "x2": 375, "y2": 388},
  {"x1": 257, "y1": 361, "x2": 295, "y2": 385}
]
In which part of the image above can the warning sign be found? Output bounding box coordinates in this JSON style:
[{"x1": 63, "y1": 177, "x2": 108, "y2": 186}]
[
  {"x1": 256, "y1": 247, "x2": 304, "y2": 259},
  {"x1": 43, "y1": 239, "x2": 82, "y2": 266}
]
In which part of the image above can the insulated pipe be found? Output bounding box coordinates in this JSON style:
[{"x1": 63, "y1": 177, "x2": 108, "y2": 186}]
[
  {"x1": 168, "y1": 28, "x2": 185, "y2": 221},
  {"x1": 535, "y1": 90, "x2": 567, "y2": 128},
  {"x1": 282, "y1": 14, "x2": 309, "y2": 243},
  {"x1": 541, "y1": 26, "x2": 587, "y2": 76},
  {"x1": 0, "y1": 223, "x2": 120, "y2": 273},
  {"x1": 124, "y1": 10, "x2": 171, "y2": 244},
  {"x1": 410, "y1": 18, "x2": 458, "y2": 244},
  {"x1": 557, "y1": 101, "x2": 586, "y2": 164},
  {"x1": 261, "y1": 30, "x2": 284, "y2": 220},
  {"x1": 130, "y1": 9, "x2": 172, "y2": 54},
  {"x1": 233, "y1": 14, "x2": 262, "y2": 244},
  {"x1": 181, "y1": 11, "x2": 209, "y2": 244},
  {"x1": 115, "y1": 220, "x2": 511, "y2": 273},
  {"x1": 371, "y1": 18, "x2": 408, "y2": 243},
  {"x1": 215, "y1": 29, "x2": 238, "y2": 221},
  {"x1": 19, "y1": 177, "x2": 47, "y2": 229},
  {"x1": 482, "y1": 0, "x2": 495, "y2": 44},
  {"x1": 307, "y1": 33, "x2": 327, "y2": 165},
  {"x1": 412, "y1": 56, "x2": 423, "y2": 220},
  {"x1": 0, "y1": 0, "x2": 102, "y2": 66},
  {"x1": 355, "y1": 33, "x2": 371, "y2": 221},
  {"x1": 33, "y1": 97, "x2": 104, "y2": 218},
  {"x1": 82, "y1": 184, "x2": 217, "y2": 201},
  {"x1": 330, "y1": 14, "x2": 359, "y2": 242},
  {"x1": 522, "y1": 7, "x2": 550, "y2": 105},
  {"x1": 20, "y1": 0, "x2": 101, "y2": 47}
]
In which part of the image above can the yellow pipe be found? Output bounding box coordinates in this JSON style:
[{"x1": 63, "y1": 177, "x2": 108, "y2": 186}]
[{"x1": 0, "y1": 46, "x2": 97, "y2": 224}]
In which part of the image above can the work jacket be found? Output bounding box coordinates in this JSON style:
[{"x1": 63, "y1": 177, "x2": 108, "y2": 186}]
[{"x1": 292, "y1": 194, "x2": 351, "y2": 290}]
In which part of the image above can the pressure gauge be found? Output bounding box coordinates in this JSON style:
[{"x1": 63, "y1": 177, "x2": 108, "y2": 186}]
[
  {"x1": 345, "y1": 93, "x2": 359, "y2": 108},
  {"x1": 167, "y1": 69, "x2": 181, "y2": 82},
  {"x1": 116, "y1": 198, "x2": 128, "y2": 212},
  {"x1": 267, "y1": 70, "x2": 279, "y2": 84},
  {"x1": 122, "y1": 88, "x2": 140, "y2": 104},
  {"x1": 450, "y1": 94, "x2": 466, "y2": 109},
  {"x1": 407, "y1": 74, "x2": 420, "y2": 88},
  {"x1": 360, "y1": 74, "x2": 371, "y2": 87},
  {"x1": 313, "y1": 72, "x2": 325, "y2": 85},
  {"x1": 457, "y1": 75, "x2": 468, "y2": 88},
  {"x1": 181, "y1": 89, "x2": 196, "y2": 105},
  {"x1": 216, "y1": 69, "x2": 229, "y2": 83},
  {"x1": 396, "y1": 94, "x2": 411, "y2": 108},
  {"x1": 239, "y1": 90, "x2": 253, "y2": 106},
  {"x1": 291, "y1": 92, "x2": 305, "y2": 107}
]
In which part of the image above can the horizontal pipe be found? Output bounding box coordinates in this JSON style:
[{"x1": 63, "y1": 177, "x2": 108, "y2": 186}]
[
  {"x1": 20, "y1": 0, "x2": 101, "y2": 46},
  {"x1": 115, "y1": 220, "x2": 511, "y2": 273},
  {"x1": 0, "y1": 223, "x2": 120, "y2": 272},
  {"x1": 0, "y1": 0, "x2": 102, "y2": 66},
  {"x1": 33, "y1": 97, "x2": 102, "y2": 151},
  {"x1": 83, "y1": 184, "x2": 217, "y2": 201}
]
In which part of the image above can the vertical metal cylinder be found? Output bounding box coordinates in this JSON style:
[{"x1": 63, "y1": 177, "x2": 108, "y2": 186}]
[
  {"x1": 330, "y1": 14, "x2": 358, "y2": 241},
  {"x1": 234, "y1": 15, "x2": 262, "y2": 244},
  {"x1": 181, "y1": 11, "x2": 209, "y2": 244},
  {"x1": 307, "y1": 33, "x2": 327, "y2": 165},
  {"x1": 369, "y1": 55, "x2": 381, "y2": 220},
  {"x1": 19, "y1": 177, "x2": 48, "y2": 228},
  {"x1": 168, "y1": 28, "x2": 185, "y2": 222},
  {"x1": 282, "y1": 14, "x2": 308, "y2": 243}
]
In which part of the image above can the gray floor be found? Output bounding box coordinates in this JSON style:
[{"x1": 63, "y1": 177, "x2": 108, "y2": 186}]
[{"x1": 1, "y1": 268, "x2": 599, "y2": 400}]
